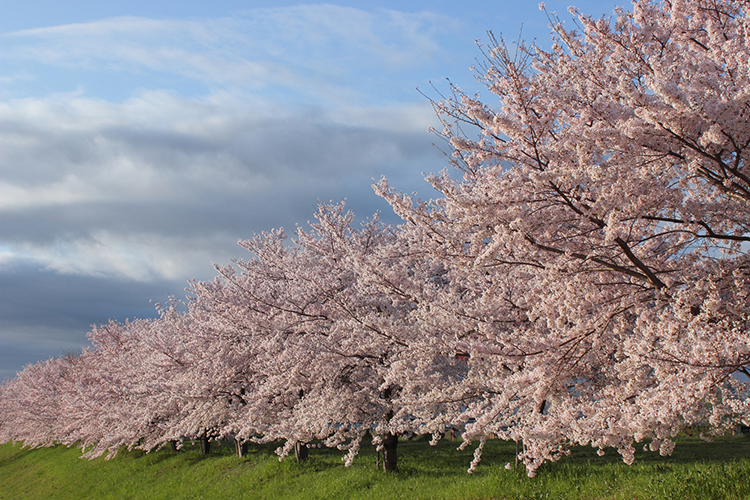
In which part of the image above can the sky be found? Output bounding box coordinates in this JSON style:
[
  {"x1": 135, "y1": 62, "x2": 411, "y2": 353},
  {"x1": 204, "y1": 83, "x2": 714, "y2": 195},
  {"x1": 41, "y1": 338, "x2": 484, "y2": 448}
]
[{"x1": 0, "y1": 0, "x2": 625, "y2": 380}]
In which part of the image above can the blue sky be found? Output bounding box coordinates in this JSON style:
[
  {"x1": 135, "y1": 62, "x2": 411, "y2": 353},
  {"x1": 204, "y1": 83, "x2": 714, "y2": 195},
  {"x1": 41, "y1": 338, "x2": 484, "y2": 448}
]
[{"x1": 0, "y1": 0, "x2": 624, "y2": 380}]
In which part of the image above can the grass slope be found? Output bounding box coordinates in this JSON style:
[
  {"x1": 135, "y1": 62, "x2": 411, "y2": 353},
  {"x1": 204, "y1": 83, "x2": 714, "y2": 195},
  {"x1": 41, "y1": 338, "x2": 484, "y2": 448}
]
[{"x1": 1, "y1": 434, "x2": 748, "y2": 500}]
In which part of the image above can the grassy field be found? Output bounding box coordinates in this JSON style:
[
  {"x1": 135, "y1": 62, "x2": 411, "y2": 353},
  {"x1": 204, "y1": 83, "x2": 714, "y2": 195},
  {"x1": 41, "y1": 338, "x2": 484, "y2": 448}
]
[{"x1": 1, "y1": 434, "x2": 748, "y2": 500}]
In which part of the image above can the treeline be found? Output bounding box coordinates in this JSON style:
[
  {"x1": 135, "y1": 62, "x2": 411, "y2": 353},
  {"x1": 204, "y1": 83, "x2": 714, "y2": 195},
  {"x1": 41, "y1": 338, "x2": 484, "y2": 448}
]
[
  {"x1": 1, "y1": 0, "x2": 749, "y2": 477},
  {"x1": 0, "y1": 205, "x2": 471, "y2": 472}
]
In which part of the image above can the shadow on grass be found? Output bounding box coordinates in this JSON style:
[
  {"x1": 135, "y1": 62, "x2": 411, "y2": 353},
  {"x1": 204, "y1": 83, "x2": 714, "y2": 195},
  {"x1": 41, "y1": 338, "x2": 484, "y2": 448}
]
[
  {"x1": 371, "y1": 433, "x2": 750, "y2": 481},
  {"x1": 505, "y1": 433, "x2": 750, "y2": 484},
  {"x1": 0, "y1": 442, "x2": 40, "y2": 468},
  {"x1": 4, "y1": 432, "x2": 747, "y2": 475}
]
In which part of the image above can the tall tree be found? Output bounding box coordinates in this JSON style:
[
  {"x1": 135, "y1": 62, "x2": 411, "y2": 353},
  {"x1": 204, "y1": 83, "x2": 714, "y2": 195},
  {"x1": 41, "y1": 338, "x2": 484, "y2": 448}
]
[{"x1": 377, "y1": 0, "x2": 750, "y2": 475}]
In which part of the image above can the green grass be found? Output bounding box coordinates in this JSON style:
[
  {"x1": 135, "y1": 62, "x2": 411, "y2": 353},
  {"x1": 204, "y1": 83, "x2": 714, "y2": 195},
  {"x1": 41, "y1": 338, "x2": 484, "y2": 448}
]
[{"x1": 1, "y1": 434, "x2": 748, "y2": 499}]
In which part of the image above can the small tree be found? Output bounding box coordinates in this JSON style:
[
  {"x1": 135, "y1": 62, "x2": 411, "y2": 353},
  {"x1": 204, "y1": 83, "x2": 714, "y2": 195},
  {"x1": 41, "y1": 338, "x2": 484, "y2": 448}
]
[
  {"x1": 194, "y1": 203, "x2": 467, "y2": 470},
  {"x1": 0, "y1": 354, "x2": 80, "y2": 449}
]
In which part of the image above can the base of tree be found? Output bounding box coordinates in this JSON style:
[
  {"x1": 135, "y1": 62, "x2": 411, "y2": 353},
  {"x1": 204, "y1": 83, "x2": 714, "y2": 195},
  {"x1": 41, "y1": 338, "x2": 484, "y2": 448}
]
[
  {"x1": 294, "y1": 442, "x2": 308, "y2": 462},
  {"x1": 383, "y1": 433, "x2": 398, "y2": 472},
  {"x1": 235, "y1": 439, "x2": 248, "y2": 458}
]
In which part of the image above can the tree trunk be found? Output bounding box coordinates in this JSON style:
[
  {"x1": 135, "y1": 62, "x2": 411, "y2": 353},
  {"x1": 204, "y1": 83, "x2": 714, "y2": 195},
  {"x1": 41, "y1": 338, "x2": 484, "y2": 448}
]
[
  {"x1": 200, "y1": 436, "x2": 211, "y2": 456},
  {"x1": 235, "y1": 438, "x2": 248, "y2": 458},
  {"x1": 170, "y1": 440, "x2": 179, "y2": 452},
  {"x1": 294, "y1": 441, "x2": 308, "y2": 462},
  {"x1": 383, "y1": 433, "x2": 398, "y2": 472}
]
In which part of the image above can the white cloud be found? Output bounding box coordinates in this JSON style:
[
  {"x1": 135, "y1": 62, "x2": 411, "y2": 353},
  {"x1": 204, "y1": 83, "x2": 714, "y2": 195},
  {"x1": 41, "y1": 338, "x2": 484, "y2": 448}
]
[
  {"x1": 0, "y1": 88, "x2": 442, "y2": 281},
  {"x1": 0, "y1": 3, "x2": 451, "y2": 288},
  {"x1": 9, "y1": 231, "x2": 217, "y2": 282},
  {"x1": 1, "y1": 89, "x2": 436, "y2": 204}
]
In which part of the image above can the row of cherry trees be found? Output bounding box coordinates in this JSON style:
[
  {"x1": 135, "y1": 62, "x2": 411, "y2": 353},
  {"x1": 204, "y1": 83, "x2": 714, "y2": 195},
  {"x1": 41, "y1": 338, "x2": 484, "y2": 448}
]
[
  {"x1": 0, "y1": 205, "x2": 472, "y2": 471},
  {"x1": 1, "y1": 0, "x2": 749, "y2": 476}
]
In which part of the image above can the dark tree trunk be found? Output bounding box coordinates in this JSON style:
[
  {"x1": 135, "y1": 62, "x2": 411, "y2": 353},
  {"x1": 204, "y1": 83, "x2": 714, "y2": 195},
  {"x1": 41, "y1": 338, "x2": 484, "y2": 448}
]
[
  {"x1": 383, "y1": 433, "x2": 398, "y2": 472},
  {"x1": 235, "y1": 439, "x2": 248, "y2": 458},
  {"x1": 294, "y1": 441, "x2": 308, "y2": 462},
  {"x1": 200, "y1": 436, "x2": 211, "y2": 455},
  {"x1": 170, "y1": 440, "x2": 179, "y2": 452}
]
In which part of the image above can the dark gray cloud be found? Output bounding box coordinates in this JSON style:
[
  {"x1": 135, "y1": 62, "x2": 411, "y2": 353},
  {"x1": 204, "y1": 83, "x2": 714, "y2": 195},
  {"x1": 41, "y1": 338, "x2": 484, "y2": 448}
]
[{"x1": 0, "y1": 262, "x2": 187, "y2": 380}]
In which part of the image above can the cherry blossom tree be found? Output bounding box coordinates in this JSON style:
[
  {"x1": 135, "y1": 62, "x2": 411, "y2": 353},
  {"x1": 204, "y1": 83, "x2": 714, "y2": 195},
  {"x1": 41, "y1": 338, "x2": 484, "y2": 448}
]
[
  {"x1": 191, "y1": 203, "x2": 469, "y2": 471},
  {"x1": 42, "y1": 312, "x2": 198, "y2": 460},
  {"x1": 377, "y1": 0, "x2": 750, "y2": 476},
  {"x1": 77, "y1": 300, "x2": 268, "y2": 459},
  {"x1": 0, "y1": 353, "x2": 81, "y2": 449},
  {"x1": 0, "y1": 301, "x2": 257, "y2": 460}
]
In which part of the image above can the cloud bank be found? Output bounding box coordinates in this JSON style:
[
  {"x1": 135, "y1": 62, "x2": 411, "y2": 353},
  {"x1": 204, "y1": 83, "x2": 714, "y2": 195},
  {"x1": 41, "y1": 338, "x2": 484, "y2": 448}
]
[{"x1": 0, "y1": 4, "x2": 463, "y2": 379}]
